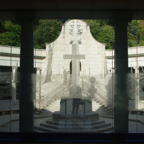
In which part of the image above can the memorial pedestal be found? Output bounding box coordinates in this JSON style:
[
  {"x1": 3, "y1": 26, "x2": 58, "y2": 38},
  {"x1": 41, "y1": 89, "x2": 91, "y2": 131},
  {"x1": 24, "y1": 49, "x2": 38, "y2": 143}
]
[
  {"x1": 53, "y1": 112, "x2": 99, "y2": 121},
  {"x1": 60, "y1": 97, "x2": 92, "y2": 114}
]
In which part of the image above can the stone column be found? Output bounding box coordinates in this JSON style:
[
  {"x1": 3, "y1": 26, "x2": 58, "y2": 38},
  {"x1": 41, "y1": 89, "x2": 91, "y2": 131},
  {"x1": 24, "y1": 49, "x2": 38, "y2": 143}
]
[
  {"x1": 135, "y1": 66, "x2": 139, "y2": 109},
  {"x1": 12, "y1": 67, "x2": 17, "y2": 101},
  {"x1": 16, "y1": 13, "x2": 36, "y2": 132},
  {"x1": 112, "y1": 13, "x2": 132, "y2": 133},
  {"x1": 36, "y1": 68, "x2": 41, "y2": 100}
]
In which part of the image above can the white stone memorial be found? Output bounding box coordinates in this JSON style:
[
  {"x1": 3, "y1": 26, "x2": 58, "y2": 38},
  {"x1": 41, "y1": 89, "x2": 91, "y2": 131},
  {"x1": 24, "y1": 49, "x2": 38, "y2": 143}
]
[{"x1": 60, "y1": 20, "x2": 93, "y2": 114}]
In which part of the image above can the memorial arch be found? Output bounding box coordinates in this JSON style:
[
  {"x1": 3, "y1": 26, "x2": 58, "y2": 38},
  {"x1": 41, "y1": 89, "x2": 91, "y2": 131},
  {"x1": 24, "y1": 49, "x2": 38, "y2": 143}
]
[{"x1": 70, "y1": 61, "x2": 81, "y2": 74}]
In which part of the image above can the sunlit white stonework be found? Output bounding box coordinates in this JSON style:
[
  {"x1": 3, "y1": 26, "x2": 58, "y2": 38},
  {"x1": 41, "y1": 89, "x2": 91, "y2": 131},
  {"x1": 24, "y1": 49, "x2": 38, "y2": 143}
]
[{"x1": 0, "y1": 19, "x2": 144, "y2": 132}]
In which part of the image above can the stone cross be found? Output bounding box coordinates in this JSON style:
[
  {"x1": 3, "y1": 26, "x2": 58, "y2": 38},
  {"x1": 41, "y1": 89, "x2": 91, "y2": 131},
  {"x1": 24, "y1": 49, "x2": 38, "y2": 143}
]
[{"x1": 63, "y1": 20, "x2": 85, "y2": 94}]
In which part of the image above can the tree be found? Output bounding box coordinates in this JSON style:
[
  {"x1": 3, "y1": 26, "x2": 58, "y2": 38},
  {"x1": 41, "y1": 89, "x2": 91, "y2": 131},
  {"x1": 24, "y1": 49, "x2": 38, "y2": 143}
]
[
  {"x1": 128, "y1": 20, "x2": 144, "y2": 47},
  {"x1": 34, "y1": 20, "x2": 63, "y2": 49},
  {"x1": 85, "y1": 19, "x2": 115, "y2": 49},
  {"x1": 0, "y1": 19, "x2": 144, "y2": 50},
  {"x1": 0, "y1": 20, "x2": 21, "y2": 46}
]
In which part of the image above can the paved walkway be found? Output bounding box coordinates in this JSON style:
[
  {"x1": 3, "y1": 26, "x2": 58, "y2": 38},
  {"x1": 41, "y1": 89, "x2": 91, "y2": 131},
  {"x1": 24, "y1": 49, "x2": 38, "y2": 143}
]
[
  {"x1": 99, "y1": 114, "x2": 144, "y2": 133},
  {"x1": 0, "y1": 113, "x2": 52, "y2": 129},
  {"x1": 1, "y1": 113, "x2": 144, "y2": 133}
]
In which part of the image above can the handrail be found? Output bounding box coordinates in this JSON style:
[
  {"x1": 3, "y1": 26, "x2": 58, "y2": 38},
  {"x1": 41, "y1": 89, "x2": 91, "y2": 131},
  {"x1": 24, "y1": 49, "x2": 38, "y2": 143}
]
[
  {"x1": 82, "y1": 77, "x2": 113, "y2": 107},
  {"x1": 36, "y1": 84, "x2": 69, "y2": 109}
]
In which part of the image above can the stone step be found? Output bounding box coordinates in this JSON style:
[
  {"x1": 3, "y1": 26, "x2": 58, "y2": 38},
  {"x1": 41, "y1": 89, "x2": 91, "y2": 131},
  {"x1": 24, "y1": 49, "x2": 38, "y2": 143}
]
[
  {"x1": 101, "y1": 106, "x2": 114, "y2": 113},
  {"x1": 34, "y1": 129, "x2": 44, "y2": 133},
  {"x1": 94, "y1": 101, "x2": 112, "y2": 115},
  {"x1": 103, "y1": 130, "x2": 114, "y2": 133},
  {"x1": 46, "y1": 119, "x2": 105, "y2": 126},
  {"x1": 53, "y1": 112, "x2": 99, "y2": 121},
  {"x1": 40, "y1": 122, "x2": 111, "y2": 130},
  {"x1": 0, "y1": 109, "x2": 19, "y2": 115},
  {"x1": 95, "y1": 100, "x2": 103, "y2": 105},
  {"x1": 103, "y1": 107, "x2": 108, "y2": 109},
  {"x1": 34, "y1": 125, "x2": 114, "y2": 133},
  {"x1": 130, "y1": 110, "x2": 144, "y2": 115},
  {"x1": 107, "y1": 108, "x2": 114, "y2": 110},
  {"x1": 108, "y1": 110, "x2": 114, "y2": 112},
  {"x1": 102, "y1": 107, "x2": 109, "y2": 111},
  {"x1": 101, "y1": 105, "x2": 106, "y2": 107}
]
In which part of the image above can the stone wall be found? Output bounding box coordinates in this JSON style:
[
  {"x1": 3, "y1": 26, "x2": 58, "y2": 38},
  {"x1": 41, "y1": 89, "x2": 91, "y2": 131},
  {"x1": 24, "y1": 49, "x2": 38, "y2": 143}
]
[{"x1": 45, "y1": 19, "x2": 106, "y2": 77}]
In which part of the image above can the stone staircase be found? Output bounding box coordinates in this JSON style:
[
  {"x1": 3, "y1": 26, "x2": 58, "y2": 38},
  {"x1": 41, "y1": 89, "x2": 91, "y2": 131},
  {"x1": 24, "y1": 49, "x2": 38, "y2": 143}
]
[
  {"x1": 81, "y1": 77, "x2": 114, "y2": 116},
  {"x1": 37, "y1": 84, "x2": 69, "y2": 110},
  {"x1": 93, "y1": 98, "x2": 114, "y2": 115},
  {"x1": 34, "y1": 113, "x2": 114, "y2": 133}
]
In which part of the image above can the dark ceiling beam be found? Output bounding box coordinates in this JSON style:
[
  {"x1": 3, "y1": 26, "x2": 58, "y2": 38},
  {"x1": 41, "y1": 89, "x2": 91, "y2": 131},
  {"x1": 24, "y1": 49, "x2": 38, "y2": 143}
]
[
  {"x1": 0, "y1": 11, "x2": 144, "y2": 20},
  {"x1": 0, "y1": 0, "x2": 144, "y2": 11},
  {"x1": 36, "y1": 11, "x2": 112, "y2": 19}
]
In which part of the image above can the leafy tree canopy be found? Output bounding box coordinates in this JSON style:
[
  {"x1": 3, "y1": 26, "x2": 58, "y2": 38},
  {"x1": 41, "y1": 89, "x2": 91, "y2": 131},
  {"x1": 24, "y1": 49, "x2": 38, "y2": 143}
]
[
  {"x1": 0, "y1": 20, "x2": 21, "y2": 46},
  {"x1": 34, "y1": 20, "x2": 63, "y2": 49},
  {"x1": 85, "y1": 20, "x2": 114, "y2": 49},
  {"x1": 0, "y1": 19, "x2": 144, "y2": 49},
  {"x1": 127, "y1": 20, "x2": 144, "y2": 47}
]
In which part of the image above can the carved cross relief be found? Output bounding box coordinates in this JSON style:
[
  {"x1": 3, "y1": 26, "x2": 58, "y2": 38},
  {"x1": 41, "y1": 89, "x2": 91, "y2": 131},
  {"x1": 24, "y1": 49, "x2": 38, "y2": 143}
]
[
  {"x1": 69, "y1": 20, "x2": 83, "y2": 44},
  {"x1": 63, "y1": 20, "x2": 85, "y2": 91}
]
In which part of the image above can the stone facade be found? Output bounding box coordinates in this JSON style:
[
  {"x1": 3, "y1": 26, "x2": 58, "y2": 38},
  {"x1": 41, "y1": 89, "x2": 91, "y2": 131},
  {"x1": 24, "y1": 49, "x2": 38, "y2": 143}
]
[
  {"x1": 44, "y1": 20, "x2": 106, "y2": 78},
  {"x1": 0, "y1": 19, "x2": 144, "y2": 111}
]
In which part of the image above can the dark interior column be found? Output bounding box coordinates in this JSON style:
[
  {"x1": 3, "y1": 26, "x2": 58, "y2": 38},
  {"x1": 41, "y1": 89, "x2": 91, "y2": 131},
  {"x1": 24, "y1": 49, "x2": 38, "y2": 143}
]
[
  {"x1": 112, "y1": 13, "x2": 132, "y2": 133},
  {"x1": 17, "y1": 13, "x2": 35, "y2": 132}
]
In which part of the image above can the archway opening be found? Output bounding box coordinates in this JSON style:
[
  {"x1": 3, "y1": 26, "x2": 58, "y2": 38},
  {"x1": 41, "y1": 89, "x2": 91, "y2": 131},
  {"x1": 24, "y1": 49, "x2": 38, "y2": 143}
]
[{"x1": 70, "y1": 61, "x2": 81, "y2": 74}]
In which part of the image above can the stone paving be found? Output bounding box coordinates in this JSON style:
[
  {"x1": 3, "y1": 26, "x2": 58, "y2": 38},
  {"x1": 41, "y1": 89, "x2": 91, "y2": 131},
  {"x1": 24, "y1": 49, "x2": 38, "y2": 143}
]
[
  {"x1": 0, "y1": 113, "x2": 51, "y2": 132},
  {"x1": 1, "y1": 113, "x2": 144, "y2": 133},
  {"x1": 99, "y1": 115, "x2": 144, "y2": 133}
]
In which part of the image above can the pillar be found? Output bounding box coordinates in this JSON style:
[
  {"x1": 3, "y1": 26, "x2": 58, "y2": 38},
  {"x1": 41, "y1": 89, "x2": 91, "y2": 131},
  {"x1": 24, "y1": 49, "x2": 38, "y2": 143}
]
[
  {"x1": 135, "y1": 66, "x2": 139, "y2": 109},
  {"x1": 16, "y1": 13, "x2": 36, "y2": 132},
  {"x1": 112, "y1": 13, "x2": 132, "y2": 133},
  {"x1": 12, "y1": 67, "x2": 17, "y2": 101},
  {"x1": 36, "y1": 68, "x2": 41, "y2": 100}
]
